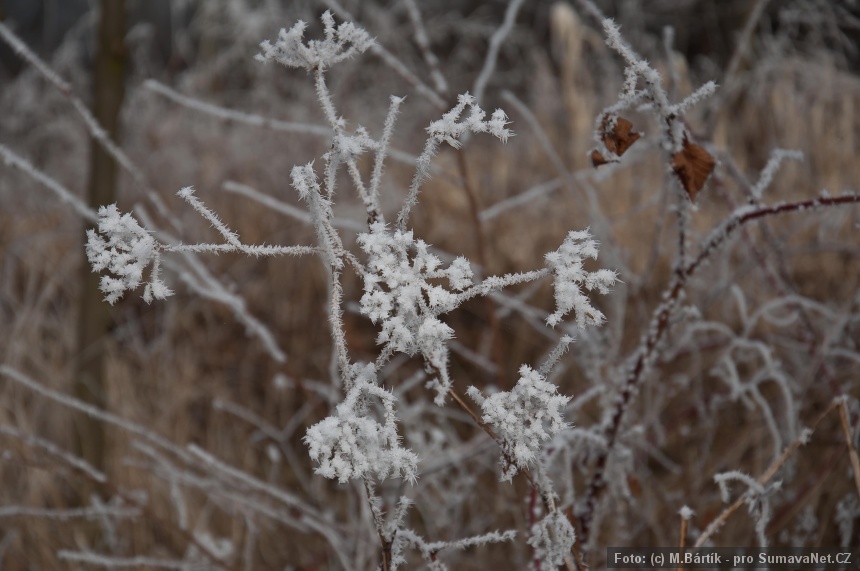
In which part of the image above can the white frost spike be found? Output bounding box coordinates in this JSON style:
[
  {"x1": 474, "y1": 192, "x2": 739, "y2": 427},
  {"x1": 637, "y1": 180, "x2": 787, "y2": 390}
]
[
  {"x1": 468, "y1": 365, "x2": 570, "y2": 481},
  {"x1": 85, "y1": 204, "x2": 171, "y2": 305},
  {"x1": 528, "y1": 511, "x2": 576, "y2": 568},
  {"x1": 256, "y1": 11, "x2": 374, "y2": 71},
  {"x1": 304, "y1": 364, "x2": 419, "y2": 484},
  {"x1": 544, "y1": 229, "x2": 617, "y2": 328}
]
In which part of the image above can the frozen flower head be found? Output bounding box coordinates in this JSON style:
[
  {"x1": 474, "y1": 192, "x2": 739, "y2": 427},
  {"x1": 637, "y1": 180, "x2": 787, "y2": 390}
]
[
  {"x1": 468, "y1": 365, "x2": 570, "y2": 481},
  {"x1": 85, "y1": 205, "x2": 171, "y2": 305},
  {"x1": 528, "y1": 511, "x2": 576, "y2": 568},
  {"x1": 304, "y1": 364, "x2": 419, "y2": 484},
  {"x1": 545, "y1": 229, "x2": 618, "y2": 328},
  {"x1": 358, "y1": 221, "x2": 472, "y2": 367},
  {"x1": 256, "y1": 11, "x2": 374, "y2": 71}
]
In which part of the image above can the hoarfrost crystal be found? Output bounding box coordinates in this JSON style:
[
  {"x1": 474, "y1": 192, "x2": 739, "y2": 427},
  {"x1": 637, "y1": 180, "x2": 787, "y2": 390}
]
[
  {"x1": 545, "y1": 229, "x2": 617, "y2": 327},
  {"x1": 304, "y1": 364, "x2": 419, "y2": 484},
  {"x1": 468, "y1": 365, "x2": 570, "y2": 481},
  {"x1": 528, "y1": 511, "x2": 576, "y2": 568},
  {"x1": 85, "y1": 204, "x2": 170, "y2": 305}
]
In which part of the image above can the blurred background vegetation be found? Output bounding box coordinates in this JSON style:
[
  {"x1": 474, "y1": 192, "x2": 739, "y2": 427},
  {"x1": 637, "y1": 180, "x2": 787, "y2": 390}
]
[{"x1": 1, "y1": 0, "x2": 859, "y2": 568}]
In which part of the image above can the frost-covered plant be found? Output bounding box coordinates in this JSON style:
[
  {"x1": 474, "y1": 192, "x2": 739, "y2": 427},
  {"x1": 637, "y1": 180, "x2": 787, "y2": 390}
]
[
  {"x1": 468, "y1": 365, "x2": 570, "y2": 481},
  {"x1": 85, "y1": 188, "x2": 316, "y2": 306},
  {"x1": 713, "y1": 471, "x2": 782, "y2": 547},
  {"x1": 304, "y1": 363, "x2": 419, "y2": 484},
  {"x1": 358, "y1": 221, "x2": 474, "y2": 400},
  {"x1": 255, "y1": 10, "x2": 374, "y2": 71},
  {"x1": 528, "y1": 511, "x2": 577, "y2": 570},
  {"x1": 66, "y1": 4, "x2": 860, "y2": 569},
  {"x1": 79, "y1": 9, "x2": 621, "y2": 566},
  {"x1": 85, "y1": 204, "x2": 169, "y2": 305},
  {"x1": 596, "y1": 18, "x2": 717, "y2": 158},
  {"x1": 545, "y1": 229, "x2": 618, "y2": 328}
]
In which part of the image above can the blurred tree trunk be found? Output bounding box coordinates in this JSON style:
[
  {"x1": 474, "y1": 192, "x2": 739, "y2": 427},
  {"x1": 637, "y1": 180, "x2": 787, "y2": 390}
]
[{"x1": 74, "y1": 0, "x2": 125, "y2": 475}]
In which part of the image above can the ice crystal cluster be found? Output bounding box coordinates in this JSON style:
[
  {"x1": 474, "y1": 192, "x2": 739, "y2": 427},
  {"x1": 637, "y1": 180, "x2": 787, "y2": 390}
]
[
  {"x1": 358, "y1": 221, "x2": 473, "y2": 368},
  {"x1": 255, "y1": 10, "x2": 374, "y2": 71},
  {"x1": 304, "y1": 364, "x2": 419, "y2": 484},
  {"x1": 468, "y1": 366, "x2": 570, "y2": 481},
  {"x1": 426, "y1": 93, "x2": 513, "y2": 147},
  {"x1": 545, "y1": 229, "x2": 618, "y2": 328},
  {"x1": 528, "y1": 511, "x2": 577, "y2": 569},
  {"x1": 85, "y1": 205, "x2": 170, "y2": 305}
]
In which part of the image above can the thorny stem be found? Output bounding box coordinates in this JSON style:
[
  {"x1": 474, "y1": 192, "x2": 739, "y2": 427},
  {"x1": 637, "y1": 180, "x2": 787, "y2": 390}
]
[{"x1": 578, "y1": 192, "x2": 860, "y2": 546}]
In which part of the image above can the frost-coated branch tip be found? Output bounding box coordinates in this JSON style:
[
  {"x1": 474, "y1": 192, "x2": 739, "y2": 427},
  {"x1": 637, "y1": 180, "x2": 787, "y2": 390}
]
[
  {"x1": 85, "y1": 205, "x2": 171, "y2": 305},
  {"x1": 545, "y1": 229, "x2": 618, "y2": 328},
  {"x1": 256, "y1": 11, "x2": 374, "y2": 71}
]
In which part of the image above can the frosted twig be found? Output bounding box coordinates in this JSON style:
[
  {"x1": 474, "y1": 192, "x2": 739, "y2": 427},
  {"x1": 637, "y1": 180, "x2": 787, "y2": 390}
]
[
  {"x1": 144, "y1": 79, "x2": 332, "y2": 137},
  {"x1": 472, "y1": 0, "x2": 526, "y2": 105},
  {"x1": 539, "y1": 335, "x2": 576, "y2": 378},
  {"x1": 750, "y1": 149, "x2": 804, "y2": 202},
  {"x1": 315, "y1": 65, "x2": 341, "y2": 132},
  {"x1": 368, "y1": 96, "x2": 405, "y2": 223},
  {"x1": 396, "y1": 93, "x2": 513, "y2": 231},
  {"x1": 57, "y1": 551, "x2": 217, "y2": 570},
  {"x1": 395, "y1": 527, "x2": 516, "y2": 567},
  {"x1": 0, "y1": 425, "x2": 106, "y2": 484},
  {"x1": 689, "y1": 193, "x2": 860, "y2": 277},
  {"x1": 179, "y1": 186, "x2": 240, "y2": 246},
  {"x1": 456, "y1": 269, "x2": 549, "y2": 304},
  {"x1": 0, "y1": 22, "x2": 149, "y2": 191},
  {"x1": 403, "y1": 0, "x2": 448, "y2": 95},
  {"x1": 0, "y1": 506, "x2": 139, "y2": 520},
  {"x1": 172, "y1": 187, "x2": 318, "y2": 257},
  {"x1": 0, "y1": 144, "x2": 96, "y2": 222}
]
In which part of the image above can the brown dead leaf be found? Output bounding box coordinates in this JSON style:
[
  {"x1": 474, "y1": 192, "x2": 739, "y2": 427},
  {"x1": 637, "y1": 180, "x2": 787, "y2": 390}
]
[
  {"x1": 591, "y1": 116, "x2": 641, "y2": 168},
  {"x1": 591, "y1": 149, "x2": 610, "y2": 167},
  {"x1": 671, "y1": 138, "x2": 715, "y2": 200}
]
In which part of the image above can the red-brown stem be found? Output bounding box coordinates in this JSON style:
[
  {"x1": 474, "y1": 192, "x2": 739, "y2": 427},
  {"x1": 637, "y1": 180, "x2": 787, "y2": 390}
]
[{"x1": 578, "y1": 193, "x2": 860, "y2": 546}]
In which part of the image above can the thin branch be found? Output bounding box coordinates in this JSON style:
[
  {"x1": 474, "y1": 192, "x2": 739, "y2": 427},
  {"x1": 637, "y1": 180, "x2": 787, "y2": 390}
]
[
  {"x1": 473, "y1": 0, "x2": 526, "y2": 106},
  {"x1": 144, "y1": 79, "x2": 332, "y2": 136}
]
